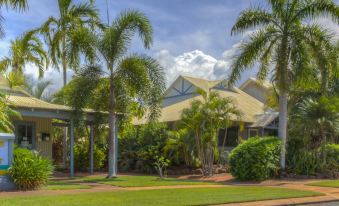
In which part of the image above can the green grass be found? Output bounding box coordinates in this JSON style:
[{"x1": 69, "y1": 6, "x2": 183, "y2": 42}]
[
  {"x1": 306, "y1": 180, "x2": 339, "y2": 188},
  {"x1": 44, "y1": 181, "x2": 91, "y2": 190},
  {"x1": 79, "y1": 175, "x2": 220, "y2": 187},
  {"x1": 1, "y1": 186, "x2": 322, "y2": 206}
]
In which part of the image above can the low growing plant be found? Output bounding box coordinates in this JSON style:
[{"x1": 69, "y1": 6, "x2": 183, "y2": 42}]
[
  {"x1": 154, "y1": 155, "x2": 170, "y2": 179},
  {"x1": 229, "y1": 136, "x2": 281, "y2": 181},
  {"x1": 8, "y1": 147, "x2": 54, "y2": 190}
]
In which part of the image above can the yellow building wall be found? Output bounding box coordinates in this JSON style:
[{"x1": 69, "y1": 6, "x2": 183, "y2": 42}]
[{"x1": 14, "y1": 116, "x2": 53, "y2": 159}]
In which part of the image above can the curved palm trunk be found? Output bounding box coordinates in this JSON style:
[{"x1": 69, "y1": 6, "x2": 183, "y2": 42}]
[
  {"x1": 107, "y1": 76, "x2": 117, "y2": 178},
  {"x1": 278, "y1": 90, "x2": 288, "y2": 170}
]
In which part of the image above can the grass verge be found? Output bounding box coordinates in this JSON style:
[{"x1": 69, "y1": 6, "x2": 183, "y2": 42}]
[{"x1": 1, "y1": 186, "x2": 323, "y2": 206}]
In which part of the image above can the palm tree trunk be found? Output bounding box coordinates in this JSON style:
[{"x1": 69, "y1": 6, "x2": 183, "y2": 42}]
[
  {"x1": 278, "y1": 90, "x2": 288, "y2": 170},
  {"x1": 61, "y1": 37, "x2": 68, "y2": 169},
  {"x1": 107, "y1": 75, "x2": 117, "y2": 178}
]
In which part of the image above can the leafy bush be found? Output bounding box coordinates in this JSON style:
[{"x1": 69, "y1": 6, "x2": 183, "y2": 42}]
[
  {"x1": 286, "y1": 138, "x2": 320, "y2": 176},
  {"x1": 229, "y1": 136, "x2": 281, "y2": 181},
  {"x1": 119, "y1": 123, "x2": 171, "y2": 173},
  {"x1": 320, "y1": 144, "x2": 339, "y2": 175},
  {"x1": 74, "y1": 142, "x2": 106, "y2": 171},
  {"x1": 287, "y1": 138, "x2": 339, "y2": 176},
  {"x1": 154, "y1": 155, "x2": 170, "y2": 178},
  {"x1": 8, "y1": 148, "x2": 54, "y2": 190}
]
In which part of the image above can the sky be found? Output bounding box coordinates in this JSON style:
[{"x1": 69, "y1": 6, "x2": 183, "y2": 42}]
[{"x1": 1, "y1": 0, "x2": 339, "y2": 93}]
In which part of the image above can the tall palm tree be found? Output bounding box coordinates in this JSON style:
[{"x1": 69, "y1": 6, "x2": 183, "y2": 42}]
[
  {"x1": 228, "y1": 0, "x2": 339, "y2": 169},
  {"x1": 0, "y1": 30, "x2": 48, "y2": 77},
  {"x1": 0, "y1": 0, "x2": 27, "y2": 38},
  {"x1": 39, "y1": 0, "x2": 100, "y2": 86},
  {"x1": 39, "y1": 0, "x2": 101, "y2": 169},
  {"x1": 63, "y1": 10, "x2": 165, "y2": 178}
]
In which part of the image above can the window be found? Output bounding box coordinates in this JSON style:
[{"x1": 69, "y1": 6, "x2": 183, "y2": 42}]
[
  {"x1": 218, "y1": 127, "x2": 239, "y2": 147},
  {"x1": 15, "y1": 122, "x2": 35, "y2": 150}
]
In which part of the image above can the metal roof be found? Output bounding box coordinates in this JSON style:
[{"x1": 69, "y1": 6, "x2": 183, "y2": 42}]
[{"x1": 134, "y1": 76, "x2": 266, "y2": 124}]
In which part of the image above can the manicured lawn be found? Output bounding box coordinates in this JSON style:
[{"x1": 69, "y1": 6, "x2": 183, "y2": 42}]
[
  {"x1": 44, "y1": 181, "x2": 91, "y2": 190},
  {"x1": 1, "y1": 186, "x2": 322, "y2": 206},
  {"x1": 307, "y1": 180, "x2": 339, "y2": 188},
  {"x1": 79, "y1": 175, "x2": 220, "y2": 187}
]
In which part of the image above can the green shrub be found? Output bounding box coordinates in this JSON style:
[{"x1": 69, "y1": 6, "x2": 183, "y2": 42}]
[
  {"x1": 321, "y1": 144, "x2": 339, "y2": 173},
  {"x1": 74, "y1": 142, "x2": 106, "y2": 171},
  {"x1": 229, "y1": 136, "x2": 281, "y2": 181},
  {"x1": 286, "y1": 138, "x2": 320, "y2": 176},
  {"x1": 8, "y1": 148, "x2": 54, "y2": 190}
]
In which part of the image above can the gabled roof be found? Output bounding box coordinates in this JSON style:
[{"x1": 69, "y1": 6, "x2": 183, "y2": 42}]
[
  {"x1": 182, "y1": 75, "x2": 222, "y2": 93},
  {"x1": 239, "y1": 77, "x2": 272, "y2": 90},
  {"x1": 135, "y1": 75, "x2": 265, "y2": 124}
]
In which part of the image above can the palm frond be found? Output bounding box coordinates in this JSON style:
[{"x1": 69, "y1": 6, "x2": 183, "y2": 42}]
[
  {"x1": 229, "y1": 26, "x2": 278, "y2": 85},
  {"x1": 231, "y1": 7, "x2": 274, "y2": 35}
]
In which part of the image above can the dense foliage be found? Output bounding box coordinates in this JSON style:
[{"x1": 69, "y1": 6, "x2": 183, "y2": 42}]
[
  {"x1": 287, "y1": 139, "x2": 339, "y2": 177},
  {"x1": 229, "y1": 137, "x2": 281, "y2": 181},
  {"x1": 119, "y1": 123, "x2": 170, "y2": 174},
  {"x1": 74, "y1": 141, "x2": 106, "y2": 172},
  {"x1": 228, "y1": 0, "x2": 339, "y2": 170},
  {"x1": 179, "y1": 91, "x2": 242, "y2": 176},
  {"x1": 9, "y1": 148, "x2": 54, "y2": 190}
]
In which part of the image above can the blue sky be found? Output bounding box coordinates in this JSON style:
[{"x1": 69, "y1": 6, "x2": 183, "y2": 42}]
[{"x1": 1, "y1": 0, "x2": 339, "y2": 91}]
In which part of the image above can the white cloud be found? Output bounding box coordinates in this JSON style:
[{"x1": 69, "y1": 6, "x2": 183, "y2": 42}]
[
  {"x1": 24, "y1": 64, "x2": 74, "y2": 95},
  {"x1": 154, "y1": 40, "x2": 259, "y2": 87},
  {"x1": 155, "y1": 46, "x2": 237, "y2": 85}
]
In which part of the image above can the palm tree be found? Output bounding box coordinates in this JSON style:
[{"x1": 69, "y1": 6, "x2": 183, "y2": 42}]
[
  {"x1": 62, "y1": 10, "x2": 166, "y2": 178},
  {"x1": 228, "y1": 0, "x2": 339, "y2": 170},
  {"x1": 39, "y1": 0, "x2": 100, "y2": 86},
  {"x1": 0, "y1": 92, "x2": 19, "y2": 132},
  {"x1": 0, "y1": 0, "x2": 27, "y2": 38},
  {"x1": 0, "y1": 31, "x2": 48, "y2": 77},
  {"x1": 180, "y1": 91, "x2": 242, "y2": 176},
  {"x1": 39, "y1": 0, "x2": 101, "y2": 169},
  {"x1": 294, "y1": 96, "x2": 339, "y2": 147}
]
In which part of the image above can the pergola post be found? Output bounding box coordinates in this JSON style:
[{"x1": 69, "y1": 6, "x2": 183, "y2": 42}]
[
  {"x1": 63, "y1": 127, "x2": 68, "y2": 169},
  {"x1": 70, "y1": 119, "x2": 75, "y2": 177},
  {"x1": 89, "y1": 124, "x2": 94, "y2": 175}
]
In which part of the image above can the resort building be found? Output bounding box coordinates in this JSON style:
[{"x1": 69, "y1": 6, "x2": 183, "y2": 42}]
[
  {"x1": 0, "y1": 75, "x2": 95, "y2": 176},
  {"x1": 136, "y1": 75, "x2": 278, "y2": 149}
]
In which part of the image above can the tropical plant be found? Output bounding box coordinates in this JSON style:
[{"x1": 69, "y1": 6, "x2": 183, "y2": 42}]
[
  {"x1": 229, "y1": 136, "x2": 282, "y2": 181},
  {"x1": 39, "y1": 0, "x2": 101, "y2": 86},
  {"x1": 0, "y1": 31, "x2": 48, "y2": 77},
  {"x1": 154, "y1": 155, "x2": 170, "y2": 179},
  {"x1": 62, "y1": 10, "x2": 165, "y2": 178},
  {"x1": 39, "y1": 0, "x2": 101, "y2": 168},
  {"x1": 25, "y1": 75, "x2": 53, "y2": 101},
  {"x1": 228, "y1": 0, "x2": 339, "y2": 169},
  {"x1": 293, "y1": 96, "x2": 339, "y2": 147},
  {"x1": 8, "y1": 147, "x2": 54, "y2": 190},
  {"x1": 0, "y1": 91, "x2": 19, "y2": 132},
  {"x1": 164, "y1": 128, "x2": 197, "y2": 167},
  {"x1": 74, "y1": 140, "x2": 106, "y2": 171},
  {"x1": 118, "y1": 123, "x2": 170, "y2": 173},
  {"x1": 180, "y1": 91, "x2": 242, "y2": 176},
  {"x1": 0, "y1": 0, "x2": 27, "y2": 38}
]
